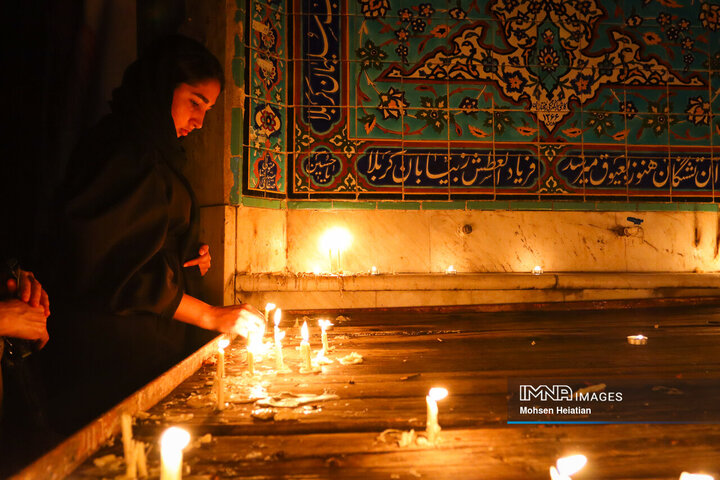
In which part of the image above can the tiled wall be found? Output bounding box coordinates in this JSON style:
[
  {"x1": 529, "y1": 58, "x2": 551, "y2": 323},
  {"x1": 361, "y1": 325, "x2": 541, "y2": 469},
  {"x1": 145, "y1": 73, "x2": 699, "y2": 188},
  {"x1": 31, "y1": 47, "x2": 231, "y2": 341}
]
[{"x1": 233, "y1": 0, "x2": 720, "y2": 205}]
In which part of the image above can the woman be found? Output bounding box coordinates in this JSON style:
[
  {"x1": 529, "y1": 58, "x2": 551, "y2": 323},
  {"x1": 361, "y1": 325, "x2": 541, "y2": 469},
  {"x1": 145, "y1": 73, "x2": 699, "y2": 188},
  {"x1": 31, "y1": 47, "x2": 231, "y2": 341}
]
[{"x1": 43, "y1": 35, "x2": 263, "y2": 433}]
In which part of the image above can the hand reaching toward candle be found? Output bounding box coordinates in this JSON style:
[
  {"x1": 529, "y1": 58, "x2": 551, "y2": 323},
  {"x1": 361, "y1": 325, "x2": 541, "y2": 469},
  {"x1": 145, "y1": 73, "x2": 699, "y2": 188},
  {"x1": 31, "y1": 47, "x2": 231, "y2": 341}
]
[
  {"x1": 174, "y1": 295, "x2": 265, "y2": 338},
  {"x1": 182, "y1": 244, "x2": 211, "y2": 276}
]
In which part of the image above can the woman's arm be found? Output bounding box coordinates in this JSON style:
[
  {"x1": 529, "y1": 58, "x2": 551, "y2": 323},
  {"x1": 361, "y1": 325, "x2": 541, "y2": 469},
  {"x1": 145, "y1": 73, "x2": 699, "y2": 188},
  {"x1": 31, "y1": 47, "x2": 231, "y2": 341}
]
[{"x1": 173, "y1": 294, "x2": 265, "y2": 336}]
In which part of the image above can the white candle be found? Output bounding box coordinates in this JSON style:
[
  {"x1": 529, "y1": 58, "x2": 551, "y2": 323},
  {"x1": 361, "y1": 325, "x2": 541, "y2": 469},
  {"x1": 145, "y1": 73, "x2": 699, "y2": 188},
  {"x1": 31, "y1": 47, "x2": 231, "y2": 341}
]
[
  {"x1": 274, "y1": 309, "x2": 285, "y2": 370},
  {"x1": 264, "y1": 302, "x2": 276, "y2": 323},
  {"x1": 121, "y1": 413, "x2": 136, "y2": 478},
  {"x1": 318, "y1": 319, "x2": 333, "y2": 354},
  {"x1": 217, "y1": 338, "x2": 229, "y2": 379},
  {"x1": 425, "y1": 387, "x2": 448, "y2": 445},
  {"x1": 216, "y1": 374, "x2": 225, "y2": 410},
  {"x1": 135, "y1": 441, "x2": 148, "y2": 478},
  {"x1": 160, "y1": 427, "x2": 190, "y2": 480},
  {"x1": 550, "y1": 454, "x2": 587, "y2": 480},
  {"x1": 300, "y1": 321, "x2": 312, "y2": 370},
  {"x1": 679, "y1": 474, "x2": 715, "y2": 480}
]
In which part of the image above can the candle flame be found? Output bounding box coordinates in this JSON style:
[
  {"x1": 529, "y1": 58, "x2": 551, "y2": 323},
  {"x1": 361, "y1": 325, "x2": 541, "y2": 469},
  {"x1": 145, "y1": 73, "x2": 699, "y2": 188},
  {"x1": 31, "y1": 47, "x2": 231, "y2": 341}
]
[
  {"x1": 532, "y1": 265, "x2": 544, "y2": 275},
  {"x1": 446, "y1": 265, "x2": 456, "y2": 274},
  {"x1": 318, "y1": 319, "x2": 333, "y2": 331},
  {"x1": 160, "y1": 427, "x2": 190, "y2": 453},
  {"x1": 428, "y1": 387, "x2": 448, "y2": 401},
  {"x1": 319, "y1": 226, "x2": 352, "y2": 253},
  {"x1": 301, "y1": 321, "x2": 309, "y2": 342},
  {"x1": 274, "y1": 308, "x2": 282, "y2": 327},
  {"x1": 371, "y1": 266, "x2": 377, "y2": 274},
  {"x1": 679, "y1": 474, "x2": 714, "y2": 480},
  {"x1": 556, "y1": 455, "x2": 587, "y2": 476},
  {"x1": 218, "y1": 338, "x2": 230, "y2": 352}
]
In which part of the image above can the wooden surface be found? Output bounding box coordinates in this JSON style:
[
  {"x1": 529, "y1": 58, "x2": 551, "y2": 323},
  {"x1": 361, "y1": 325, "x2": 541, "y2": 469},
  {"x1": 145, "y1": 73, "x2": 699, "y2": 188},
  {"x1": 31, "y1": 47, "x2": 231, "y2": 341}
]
[{"x1": 66, "y1": 306, "x2": 720, "y2": 479}]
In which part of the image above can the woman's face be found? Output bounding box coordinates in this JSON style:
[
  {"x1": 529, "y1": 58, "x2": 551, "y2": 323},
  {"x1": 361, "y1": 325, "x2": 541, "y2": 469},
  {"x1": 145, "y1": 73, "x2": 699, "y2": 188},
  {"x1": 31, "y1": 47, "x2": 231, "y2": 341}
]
[{"x1": 171, "y1": 78, "x2": 221, "y2": 137}]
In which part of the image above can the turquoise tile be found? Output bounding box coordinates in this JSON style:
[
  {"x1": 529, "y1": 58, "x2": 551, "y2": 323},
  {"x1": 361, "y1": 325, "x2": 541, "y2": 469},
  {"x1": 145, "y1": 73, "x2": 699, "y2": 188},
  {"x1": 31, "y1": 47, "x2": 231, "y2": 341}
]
[
  {"x1": 509, "y1": 201, "x2": 552, "y2": 211},
  {"x1": 332, "y1": 201, "x2": 377, "y2": 209},
  {"x1": 467, "y1": 200, "x2": 510, "y2": 210},
  {"x1": 676, "y1": 203, "x2": 718, "y2": 212},
  {"x1": 637, "y1": 202, "x2": 678, "y2": 211},
  {"x1": 376, "y1": 201, "x2": 422, "y2": 210},
  {"x1": 288, "y1": 200, "x2": 333, "y2": 209},
  {"x1": 552, "y1": 201, "x2": 594, "y2": 211},
  {"x1": 242, "y1": 197, "x2": 285, "y2": 209},
  {"x1": 595, "y1": 202, "x2": 637, "y2": 211},
  {"x1": 422, "y1": 201, "x2": 466, "y2": 210}
]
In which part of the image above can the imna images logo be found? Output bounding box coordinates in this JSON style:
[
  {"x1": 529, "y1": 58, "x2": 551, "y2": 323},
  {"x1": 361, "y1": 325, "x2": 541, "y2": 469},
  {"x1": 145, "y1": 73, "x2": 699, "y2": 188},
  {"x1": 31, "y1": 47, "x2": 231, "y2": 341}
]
[{"x1": 519, "y1": 384, "x2": 573, "y2": 402}]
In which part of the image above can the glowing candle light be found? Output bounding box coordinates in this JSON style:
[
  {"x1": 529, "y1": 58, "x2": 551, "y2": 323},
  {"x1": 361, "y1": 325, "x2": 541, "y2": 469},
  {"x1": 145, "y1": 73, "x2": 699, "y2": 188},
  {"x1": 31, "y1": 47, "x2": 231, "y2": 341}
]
[
  {"x1": 426, "y1": 387, "x2": 448, "y2": 445},
  {"x1": 300, "y1": 321, "x2": 312, "y2": 370},
  {"x1": 320, "y1": 227, "x2": 352, "y2": 273},
  {"x1": 371, "y1": 266, "x2": 378, "y2": 275},
  {"x1": 627, "y1": 334, "x2": 648, "y2": 345},
  {"x1": 446, "y1": 265, "x2": 456, "y2": 274},
  {"x1": 533, "y1": 265, "x2": 544, "y2": 275},
  {"x1": 120, "y1": 413, "x2": 136, "y2": 478},
  {"x1": 318, "y1": 319, "x2": 333, "y2": 354},
  {"x1": 274, "y1": 309, "x2": 286, "y2": 371},
  {"x1": 264, "y1": 302, "x2": 276, "y2": 323},
  {"x1": 679, "y1": 474, "x2": 715, "y2": 480},
  {"x1": 549, "y1": 454, "x2": 587, "y2": 480},
  {"x1": 160, "y1": 427, "x2": 190, "y2": 480}
]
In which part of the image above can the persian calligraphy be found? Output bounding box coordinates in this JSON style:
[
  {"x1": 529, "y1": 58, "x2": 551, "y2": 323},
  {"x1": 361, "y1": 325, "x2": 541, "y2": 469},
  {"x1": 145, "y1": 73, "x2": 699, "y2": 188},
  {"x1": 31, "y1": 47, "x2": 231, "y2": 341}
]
[
  {"x1": 303, "y1": 0, "x2": 341, "y2": 133},
  {"x1": 302, "y1": 148, "x2": 342, "y2": 185},
  {"x1": 557, "y1": 151, "x2": 714, "y2": 192},
  {"x1": 356, "y1": 148, "x2": 540, "y2": 188}
]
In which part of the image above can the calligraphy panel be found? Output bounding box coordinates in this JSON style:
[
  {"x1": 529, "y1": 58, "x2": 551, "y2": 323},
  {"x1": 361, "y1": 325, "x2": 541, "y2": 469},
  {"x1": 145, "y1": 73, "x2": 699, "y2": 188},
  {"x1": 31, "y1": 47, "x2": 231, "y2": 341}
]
[{"x1": 239, "y1": 0, "x2": 720, "y2": 202}]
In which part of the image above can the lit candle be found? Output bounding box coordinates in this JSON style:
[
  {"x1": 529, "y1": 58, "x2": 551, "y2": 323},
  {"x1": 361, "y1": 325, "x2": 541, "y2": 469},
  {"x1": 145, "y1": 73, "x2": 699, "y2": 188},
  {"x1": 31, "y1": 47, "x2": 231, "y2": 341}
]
[
  {"x1": 274, "y1": 309, "x2": 286, "y2": 371},
  {"x1": 679, "y1": 473, "x2": 715, "y2": 480},
  {"x1": 120, "y1": 413, "x2": 136, "y2": 478},
  {"x1": 425, "y1": 387, "x2": 448, "y2": 445},
  {"x1": 300, "y1": 321, "x2": 312, "y2": 370},
  {"x1": 627, "y1": 334, "x2": 648, "y2": 345},
  {"x1": 217, "y1": 338, "x2": 229, "y2": 379},
  {"x1": 318, "y1": 319, "x2": 333, "y2": 354},
  {"x1": 532, "y1": 265, "x2": 544, "y2": 275},
  {"x1": 446, "y1": 265, "x2": 456, "y2": 274},
  {"x1": 371, "y1": 266, "x2": 378, "y2": 275},
  {"x1": 216, "y1": 339, "x2": 228, "y2": 410},
  {"x1": 160, "y1": 427, "x2": 190, "y2": 480},
  {"x1": 549, "y1": 454, "x2": 587, "y2": 480},
  {"x1": 247, "y1": 331, "x2": 262, "y2": 376},
  {"x1": 264, "y1": 302, "x2": 276, "y2": 323}
]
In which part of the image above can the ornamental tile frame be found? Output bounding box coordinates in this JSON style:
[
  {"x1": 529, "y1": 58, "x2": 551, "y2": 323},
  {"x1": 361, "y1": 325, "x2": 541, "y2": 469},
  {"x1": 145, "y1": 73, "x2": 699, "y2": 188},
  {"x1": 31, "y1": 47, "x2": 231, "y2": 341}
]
[{"x1": 239, "y1": 0, "x2": 720, "y2": 202}]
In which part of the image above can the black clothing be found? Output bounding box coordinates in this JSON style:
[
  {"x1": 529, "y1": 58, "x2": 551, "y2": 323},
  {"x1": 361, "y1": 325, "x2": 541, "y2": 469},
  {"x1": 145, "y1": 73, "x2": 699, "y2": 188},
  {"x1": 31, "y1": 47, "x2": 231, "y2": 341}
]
[{"x1": 42, "y1": 38, "x2": 213, "y2": 433}]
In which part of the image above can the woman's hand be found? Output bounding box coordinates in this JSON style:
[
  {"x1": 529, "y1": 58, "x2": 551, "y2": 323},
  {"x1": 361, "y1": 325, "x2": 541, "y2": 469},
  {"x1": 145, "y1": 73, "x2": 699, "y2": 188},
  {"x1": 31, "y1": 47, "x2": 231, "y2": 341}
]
[
  {"x1": 183, "y1": 244, "x2": 211, "y2": 276},
  {"x1": 174, "y1": 295, "x2": 265, "y2": 338},
  {"x1": 208, "y1": 303, "x2": 265, "y2": 338},
  {"x1": 6, "y1": 269, "x2": 51, "y2": 317},
  {"x1": 0, "y1": 299, "x2": 50, "y2": 349}
]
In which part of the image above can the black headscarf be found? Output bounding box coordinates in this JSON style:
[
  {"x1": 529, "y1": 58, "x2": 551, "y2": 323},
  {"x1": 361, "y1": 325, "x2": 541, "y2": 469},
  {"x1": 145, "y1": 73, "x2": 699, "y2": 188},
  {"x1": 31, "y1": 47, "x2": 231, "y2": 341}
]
[{"x1": 109, "y1": 35, "x2": 205, "y2": 171}]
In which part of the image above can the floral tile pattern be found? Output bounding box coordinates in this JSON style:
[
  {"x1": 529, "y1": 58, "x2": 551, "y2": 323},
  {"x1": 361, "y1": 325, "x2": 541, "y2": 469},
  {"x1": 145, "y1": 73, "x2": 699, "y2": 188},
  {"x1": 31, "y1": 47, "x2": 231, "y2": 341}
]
[{"x1": 238, "y1": 0, "x2": 720, "y2": 200}]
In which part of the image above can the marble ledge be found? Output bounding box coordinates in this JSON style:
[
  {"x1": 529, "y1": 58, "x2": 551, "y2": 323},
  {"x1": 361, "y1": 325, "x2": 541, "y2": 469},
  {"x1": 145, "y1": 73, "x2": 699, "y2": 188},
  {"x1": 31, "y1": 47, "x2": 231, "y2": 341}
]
[{"x1": 235, "y1": 272, "x2": 720, "y2": 293}]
